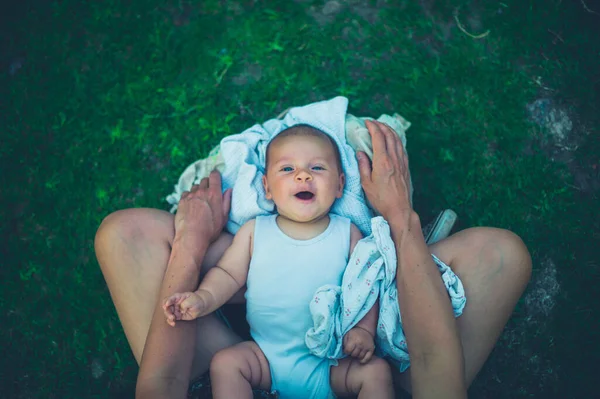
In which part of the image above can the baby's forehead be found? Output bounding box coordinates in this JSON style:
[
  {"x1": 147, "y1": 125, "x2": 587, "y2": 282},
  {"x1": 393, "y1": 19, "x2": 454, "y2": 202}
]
[
  {"x1": 270, "y1": 134, "x2": 335, "y2": 156},
  {"x1": 265, "y1": 126, "x2": 343, "y2": 172},
  {"x1": 272, "y1": 132, "x2": 326, "y2": 145}
]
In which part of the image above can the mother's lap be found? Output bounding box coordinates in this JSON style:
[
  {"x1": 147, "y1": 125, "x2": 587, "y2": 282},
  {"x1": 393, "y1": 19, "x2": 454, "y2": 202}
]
[{"x1": 95, "y1": 208, "x2": 531, "y2": 392}]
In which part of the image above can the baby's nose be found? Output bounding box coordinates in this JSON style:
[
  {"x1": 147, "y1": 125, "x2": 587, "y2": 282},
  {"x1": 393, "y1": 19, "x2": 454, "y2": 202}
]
[{"x1": 295, "y1": 170, "x2": 313, "y2": 181}]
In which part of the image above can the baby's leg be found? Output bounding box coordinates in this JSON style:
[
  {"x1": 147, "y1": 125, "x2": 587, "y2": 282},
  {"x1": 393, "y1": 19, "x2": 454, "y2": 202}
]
[
  {"x1": 330, "y1": 356, "x2": 394, "y2": 399},
  {"x1": 210, "y1": 341, "x2": 272, "y2": 399}
]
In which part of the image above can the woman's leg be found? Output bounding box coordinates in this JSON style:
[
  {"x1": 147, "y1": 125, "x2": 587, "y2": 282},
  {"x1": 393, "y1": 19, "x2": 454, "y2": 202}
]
[
  {"x1": 94, "y1": 208, "x2": 242, "y2": 378},
  {"x1": 395, "y1": 227, "x2": 532, "y2": 393}
]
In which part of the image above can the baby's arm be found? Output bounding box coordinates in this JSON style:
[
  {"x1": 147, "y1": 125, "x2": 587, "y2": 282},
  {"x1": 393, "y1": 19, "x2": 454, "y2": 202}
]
[
  {"x1": 343, "y1": 224, "x2": 380, "y2": 363},
  {"x1": 163, "y1": 220, "x2": 254, "y2": 326}
]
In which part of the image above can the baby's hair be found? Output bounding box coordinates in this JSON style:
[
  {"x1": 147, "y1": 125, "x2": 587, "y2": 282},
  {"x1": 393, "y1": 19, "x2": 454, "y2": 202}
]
[{"x1": 265, "y1": 124, "x2": 343, "y2": 174}]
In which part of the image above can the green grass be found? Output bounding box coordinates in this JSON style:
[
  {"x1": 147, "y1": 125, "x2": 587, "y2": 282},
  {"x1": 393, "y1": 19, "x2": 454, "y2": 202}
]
[{"x1": 1, "y1": 0, "x2": 598, "y2": 397}]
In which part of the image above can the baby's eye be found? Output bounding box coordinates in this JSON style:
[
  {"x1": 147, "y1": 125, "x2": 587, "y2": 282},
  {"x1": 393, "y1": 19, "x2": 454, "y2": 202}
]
[
  {"x1": 312, "y1": 166, "x2": 325, "y2": 171},
  {"x1": 281, "y1": 166, "x2": 294, "y2": 172}
]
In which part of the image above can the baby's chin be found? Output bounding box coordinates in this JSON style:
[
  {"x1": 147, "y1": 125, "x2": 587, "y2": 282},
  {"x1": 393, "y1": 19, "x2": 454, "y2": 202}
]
[{"x1": 280, "y1": 208, "x2": 333, "y2": 224}]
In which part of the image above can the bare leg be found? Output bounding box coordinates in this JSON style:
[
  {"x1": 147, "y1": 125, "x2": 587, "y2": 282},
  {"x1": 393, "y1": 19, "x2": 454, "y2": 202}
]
[
  {"x1": 210, "y1": 341, "x2": 272, "y2": 399},
  {"x1": 395, "y1": 227, "x2": 532, "y2": 393},
  {"x1": 330, "y1": 356, "x2": 394, "y2": 398},
  {"x1": 94, "y1": 208, "x2": 243, "y2": 378}
]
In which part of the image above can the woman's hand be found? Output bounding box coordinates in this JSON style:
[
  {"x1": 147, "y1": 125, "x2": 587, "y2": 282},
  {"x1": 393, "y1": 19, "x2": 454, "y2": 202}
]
[
  {"x1": 174, "y1": 170, "x2": 232, "y2": 246},
  {"x1": 357, "y1": 120, "x2": 413, "y2": 221}
]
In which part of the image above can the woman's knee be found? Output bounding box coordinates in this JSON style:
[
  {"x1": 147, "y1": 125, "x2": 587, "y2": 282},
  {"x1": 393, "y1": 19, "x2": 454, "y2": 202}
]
[
  {"x1": 446, "y1": 227, "x2": 532, "y2": 284},
  {"x1": 483, "y1": 228, "x2": 532, "y2": 285},
  {"x1": 95, "y1": 209, "x2": 132, "y2": 242},
  {"x1": 94, "y1": 210, "x2": 132, "y2": 264},
  {"x1": 94, "y1": 208, "x2": 175, "y2": 278},
  {"x1": 95, "y1": 208, "x2": 173, "y2": 251}
]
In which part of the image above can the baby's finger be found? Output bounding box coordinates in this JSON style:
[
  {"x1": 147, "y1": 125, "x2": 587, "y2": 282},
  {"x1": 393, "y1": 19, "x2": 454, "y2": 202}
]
[
  {"x1": 351, "y1": 347, "x2": 362, "y2": 359},
  {"x1": 164, "y1": 296, "x2": 178, "y2": 308},
  {"x1": 361, "y1": 350, "x2": 374, "y2": 364},
  {"x1": 173, "y1": 306, "x2": 181, "y2": 320},
  {"x1": 356, "y1": 348, "x2": 366, "y2": 362},
  {"x1": 343, "y1": 341, "x2": 355, "y2": 355},
  {"x1": 180, "y1": 295, "x2": 196, "y2": 309},
  {"x1": 176, "y1": 293, "x2": 189, "y2": 304},
  {"x1": 342, "y1": 345, "x2": 352, "y2": 355},
  {"x1": 181, "y1": 306, "x2": 192, "y2": 318}
]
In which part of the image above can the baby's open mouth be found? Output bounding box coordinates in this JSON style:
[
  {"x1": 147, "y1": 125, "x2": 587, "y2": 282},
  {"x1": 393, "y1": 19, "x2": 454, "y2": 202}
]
[{"x1": 295, "y1": 191, "x2": 315, "y2": 200}]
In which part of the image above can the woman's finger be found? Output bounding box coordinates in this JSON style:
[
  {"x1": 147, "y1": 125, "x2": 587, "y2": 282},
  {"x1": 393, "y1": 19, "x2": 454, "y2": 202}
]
[
  {"x1": 379, "y1": 122, "x2": 399, "y2": 159},
  {"x1": 396, "y1": 139, "x2": 405, "y2": 166},
  {"x1": 198, "y1": 177, "x2": 209, "y2": 190},
  {"x1": 356, "y1": 151, "x2": 372, "y2": 187},
  {"x1": 208, "y1": 169, "x2": 221, "y2": 191},
  {"x1": 380, "y1": 122, "x2": 405, "y2": 171},
  {"x1": 366, "y1": 120, "x2": 387, "y2": 156},
  {"x1": 222, "y1": 188, "x2": 232, "y2": 220}
]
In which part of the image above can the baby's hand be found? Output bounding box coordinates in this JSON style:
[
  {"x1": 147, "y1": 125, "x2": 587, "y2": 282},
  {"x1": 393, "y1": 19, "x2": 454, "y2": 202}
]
[
  {"x1": 162, "y1": 292, "x2": 206, "y2": 326},
  {"x1": 343, "y1": 327, "x2": 375, "y2": 364}
]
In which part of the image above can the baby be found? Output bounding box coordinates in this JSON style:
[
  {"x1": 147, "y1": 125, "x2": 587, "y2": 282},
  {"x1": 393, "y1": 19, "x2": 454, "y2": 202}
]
[{"x1": 163, "y1": 125, "x2": 393, "y2": 399}]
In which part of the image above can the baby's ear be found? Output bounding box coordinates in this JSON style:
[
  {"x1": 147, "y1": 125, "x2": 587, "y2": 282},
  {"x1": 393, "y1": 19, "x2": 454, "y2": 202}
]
[
  {"x1": 262, "y1": 175, "x2": 272, "y2": 200},
  {"x1": 336, "y1": 172, "x2": 345, "y2": 198}
]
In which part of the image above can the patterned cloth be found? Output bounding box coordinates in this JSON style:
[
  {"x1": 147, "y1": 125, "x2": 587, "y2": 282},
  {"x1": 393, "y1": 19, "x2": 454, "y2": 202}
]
[{"x1": 305, "y1": 217, "x2": 467, "y2": 372}]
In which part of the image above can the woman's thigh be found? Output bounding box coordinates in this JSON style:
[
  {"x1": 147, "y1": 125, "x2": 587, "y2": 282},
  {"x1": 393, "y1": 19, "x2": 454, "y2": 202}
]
[
  {"x1": 394, "y1": 227, "x2": 532, "y2": 392},
  {"x1": 94, "y1": 207, "x2": 241, "y2": 375}
]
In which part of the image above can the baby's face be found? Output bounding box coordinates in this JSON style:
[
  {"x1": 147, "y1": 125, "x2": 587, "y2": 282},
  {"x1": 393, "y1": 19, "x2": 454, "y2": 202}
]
[{"x1": 263, "y1": 134, "x2": 345, "y2": 223}]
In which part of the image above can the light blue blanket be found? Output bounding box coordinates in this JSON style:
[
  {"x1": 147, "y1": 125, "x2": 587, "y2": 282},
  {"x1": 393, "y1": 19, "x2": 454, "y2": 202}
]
[{"x1": 218, "y1": 96, "x2": 374, "y2": 235}]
